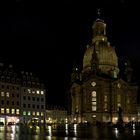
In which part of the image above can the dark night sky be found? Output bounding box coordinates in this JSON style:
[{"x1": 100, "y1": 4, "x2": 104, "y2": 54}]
[{"x1": 1, "y1": 0, "x2": 140, "y2": 106}]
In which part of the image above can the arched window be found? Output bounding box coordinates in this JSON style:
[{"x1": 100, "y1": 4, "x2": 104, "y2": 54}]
[{"x1": 91, "y1": 91, "x2": 96, "y2": 111}]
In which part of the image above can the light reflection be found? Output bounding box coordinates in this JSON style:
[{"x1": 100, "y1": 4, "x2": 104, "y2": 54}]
[
  {"x1": 0, "y1": 129, "x2": 5, "y2": 140},
  {"x1": 46, "y1": 136, "x2": 52, "y2": 140},
  {"x1": 48, "y1": 125, "x2": 52, "y2": 136},
  {"x1": 36, "y1": 126, "x2": 40, "y2": 134},
  {"x1": 73, "y1": 124, "x2": 77, "y2": 136},
  {"x1": 10, "y1": 126, "x2": 16, "y2": 140},
  {"x1": 133, "y1": 129, "x2": 136, "y2": 136},
  {"x1": 11, "y1": 125, "x2": 15, "y2": 134},
  {"x1": 64, "y1": 137, "x2": 77, "y2": 140},
  {"x1": 2, "y1": 123, "x2": 140, "y2": 139},
  {"x1": 65, "y1": 124, "x2": 68, "y2": 135},
  {"x1": 0, "y1": 126, "x2": 4, "y2": 132},
  {"x1": 10, "y1": 134, "x2": 15, "y2": 140},
  {"x1": 133, "y1": 123, "x2": 135, "y2": 129},
  {"x1": 114, "y1": 128, "x2": 119, "y2": 138}
]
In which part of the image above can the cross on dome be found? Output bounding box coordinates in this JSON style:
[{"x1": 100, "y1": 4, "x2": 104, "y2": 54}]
[{"x1": 97, "y1": 9, "x2": 101, "y2": 18}]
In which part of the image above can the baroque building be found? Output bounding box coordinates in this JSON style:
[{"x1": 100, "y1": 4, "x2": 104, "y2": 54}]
[{"x1": 70, "y1": 16, "x2": 138, "y2": 124}]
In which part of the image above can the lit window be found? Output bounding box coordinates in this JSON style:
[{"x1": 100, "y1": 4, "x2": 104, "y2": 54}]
[
  {"x1": 104, "y1": 95, "x2": 107, "y2": 102},
  {"x1": 117, "y1": 95, "x2": 121, "y2": 102},
  {"x1": 32, "y1": 112, "x2": 35, "y2": 116},
  {"x1": 28, "y1": 89, "x2": 31, "y2": 93},
  {"x1": 16, "y1": 109, "x2": 19, "y2": 114},
  {"x1": 23, "y1": 111, "x2": 26, "y2": 115},
  {"x1": 91, "y1": 91, "x2": 96, "y2": 111},
  {"x1": 92, "y1": 91, "x2": 96, "y2": 97},
  {"x1": 32, "y1": 90, "x2": 35, "y2": 94},
  {"x1": 1, "y1": 91, "x2": 4, "y2": 97},
  {"x1": 92, "y1": 98, "x2": 96, "y2": 101},
  {"x1": 36, "y1": 90, "x2": 40, "y2": 94},
  {"x1": 6, "y1": 92, "x2": 9, "y2": 97},
  {"x1": 36, "y1": 112, "x2": 40, "y2": 116},
  {"x1": 92, "y1": 102, "x2": 96, "y2": 105},
  {"x1": 41, "y1": 91, "x2": 44, "y2": 95},
  {"x1": 41, "y1": 112, "x2": 44, "y2": 116},
  {"x1": 6, "y1": 108, "x2": 9, "y2": 114},
  {"x1": 28, "y1": 111, "x2": 31, "y2": 116},
  {"x1": 104, "y1": 103, "x2": 108, "y2": 111},
  {"x1": 92, "y1": 106, "x2": 96, "y2": 111},
  {"x1": 117, "y1": 103, "x2": 121, "y2": 107},
  {"x1": 1, "y1": 108, "x2": 4, "y2": 114},
  {"x1": 11, "y1": 109, "x2": 15, "y2": 114}
]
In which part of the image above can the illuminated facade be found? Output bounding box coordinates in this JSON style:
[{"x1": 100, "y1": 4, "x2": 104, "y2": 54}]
[
  {"x1": 0, "y1": 64, "x2": 20, "y2": 125},
  {"x1": 20, "y1": 71, "x2": 45, "y2": 124},
  {"x1": 0, "y1": 63, "x2": 45, "y2": 125},
  {"x1": 45, "y1": 106, "x2": 67, "y2": 126},
  {"x1": 70, "y1": 17, "x2": 138, "y2": 124}
]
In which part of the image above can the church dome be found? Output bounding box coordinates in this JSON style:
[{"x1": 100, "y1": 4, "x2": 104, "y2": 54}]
[{"x1": 83, "y1": 18, "x2": 119, "y2": 78}]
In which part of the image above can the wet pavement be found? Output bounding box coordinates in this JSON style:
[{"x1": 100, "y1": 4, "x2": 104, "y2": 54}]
[{"x1": 0, "y1": 124, "x2": 140, "y2": 140}]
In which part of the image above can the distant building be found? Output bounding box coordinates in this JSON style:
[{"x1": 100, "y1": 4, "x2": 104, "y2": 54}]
[
  {"x1": 0, "y1": 63, "x2": 46, "y2": 125},
  {"x1": 20, "y1": 71, "x2": 46, "y2": 124},
  {"x1": 70, "y1": 16, "x2": 138, "y2": 124},
  {"x1": 45, "y1": 105, "x2": 67, "y2": 125}
]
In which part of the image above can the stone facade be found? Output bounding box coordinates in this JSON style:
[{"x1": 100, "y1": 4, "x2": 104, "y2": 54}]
[
  {"x1": 0, "y1": 63, "x2": 46, "y2": 125},
  {"x1": 70, "y1": 17, "x2": 138, "y2": 124}
]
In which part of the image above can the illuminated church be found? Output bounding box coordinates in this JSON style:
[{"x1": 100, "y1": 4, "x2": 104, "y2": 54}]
[{"x1": 70, "y1": 13, "x2": 138, "y2": 124}]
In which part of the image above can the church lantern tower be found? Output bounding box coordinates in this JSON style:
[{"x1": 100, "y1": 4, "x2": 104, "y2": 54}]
[{"x1": 83, "y1": 11, "x2": 119, "y2": 78}]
